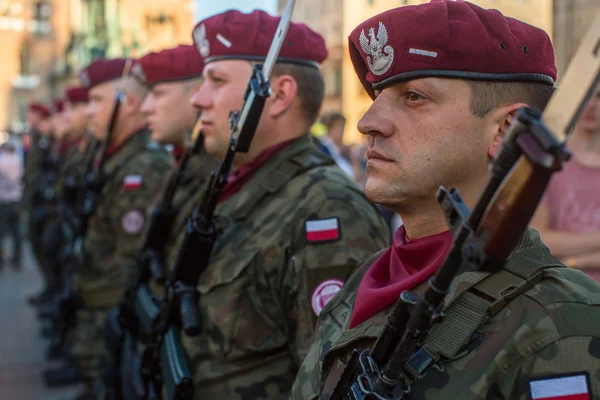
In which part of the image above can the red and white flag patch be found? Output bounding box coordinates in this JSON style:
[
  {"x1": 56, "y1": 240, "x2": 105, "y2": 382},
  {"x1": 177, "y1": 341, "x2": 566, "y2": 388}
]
[
  {"x1": 124, "y1": 175, "x2": 143, "y2": 190},
  {"x1": 529, "y1": 374, "x2": 591, "y2": 400},
  {"x1": 305, "y1": 218, "x2": 340, "y2": 243}
]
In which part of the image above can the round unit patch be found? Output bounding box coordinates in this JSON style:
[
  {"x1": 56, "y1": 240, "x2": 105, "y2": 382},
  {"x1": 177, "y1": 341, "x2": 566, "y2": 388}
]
[
  {"x1": 311, "y1": 279, "x2": 344, "y2": 316},
  {"x1": 121, "y1": 210, "x2": 145, "y2": 235}
]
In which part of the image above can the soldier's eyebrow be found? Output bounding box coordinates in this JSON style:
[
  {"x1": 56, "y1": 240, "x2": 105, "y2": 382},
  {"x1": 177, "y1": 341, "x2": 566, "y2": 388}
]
[{"x1": 204, "y1": 67, "x2": 228, "y2": 81}]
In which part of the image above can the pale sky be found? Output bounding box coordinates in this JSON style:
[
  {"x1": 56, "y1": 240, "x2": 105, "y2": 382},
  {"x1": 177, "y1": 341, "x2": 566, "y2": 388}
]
[{"x1": 194, "y1": 0, "x2": 277, "y2": 23}]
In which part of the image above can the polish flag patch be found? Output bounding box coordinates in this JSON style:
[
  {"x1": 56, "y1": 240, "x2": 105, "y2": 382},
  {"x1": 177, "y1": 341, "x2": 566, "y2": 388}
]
[
  {"x1": 123, "y1": 175, "x2": 143, "y2": 190},
  {"x1": 529, "y1": 374, "x2": 591, "y2": 400},
  {"x1": 305, "y1": 218, "x2": 340, "y2": 243}
]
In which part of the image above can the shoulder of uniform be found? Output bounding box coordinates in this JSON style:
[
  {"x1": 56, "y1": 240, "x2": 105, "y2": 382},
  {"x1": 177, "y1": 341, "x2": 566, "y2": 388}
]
[{"x1": 522, "y1": 268, "x2": 600, "y2": 337}]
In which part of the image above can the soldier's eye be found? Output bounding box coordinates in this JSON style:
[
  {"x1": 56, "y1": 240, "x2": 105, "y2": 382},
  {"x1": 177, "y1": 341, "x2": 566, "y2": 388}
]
[{"x1": 406, "y1": 91, "x2": 425, "y2": 102}]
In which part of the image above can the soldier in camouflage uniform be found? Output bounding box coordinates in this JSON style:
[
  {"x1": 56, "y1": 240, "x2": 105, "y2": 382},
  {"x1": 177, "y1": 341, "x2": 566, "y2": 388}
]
[
  {"x1": 159, "y1": 10, "x2": 390, "y2": 399},
  {"x1": 291, "y1": 2, "x2": 600, "y2": 399},
  {"x1": 136, "y1": 44, "x2": 216, "y2": 207},
  {"x1": 40, "y1": 88, "x2": 91, "y2": 323},
  {"x1": 43, "y1": 58, "x2": 172, "y2": 397},
  {"x1": 24, "y1": 103, "x2": 56, "y2": 304}
]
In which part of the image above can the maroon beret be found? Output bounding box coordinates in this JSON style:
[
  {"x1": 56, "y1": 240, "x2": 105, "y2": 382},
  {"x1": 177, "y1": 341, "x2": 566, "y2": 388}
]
[
  {"x1": 64, "y1": 86, "x2": 89, "y2": 104},
  {"x1": 29, "y1": 103, "x2": 51, "y2": 119},
  {"x1": 349, "y1": 0, "x2": 557, "y2": 99},
  {"x1": 80, "y1": 58, "x2": 129, "y2": 89},
  {"x1": 133, "y1": 45, "x2": 204, "y2": 86},
  {"x1": 52, "y1": 99, "x2": 65, "y2": 114},
  {"x1": 192, "y1": 9, "x2": 327, "y2": 68}
]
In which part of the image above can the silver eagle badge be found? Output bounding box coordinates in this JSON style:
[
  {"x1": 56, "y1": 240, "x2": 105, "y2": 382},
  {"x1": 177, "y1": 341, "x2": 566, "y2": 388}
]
[
  {"x1": 359, "y1": 21, "x2": 394, "y2": 76},
  {"x1": 194, "y1": 23, "x2": 210, "y2": 58}
]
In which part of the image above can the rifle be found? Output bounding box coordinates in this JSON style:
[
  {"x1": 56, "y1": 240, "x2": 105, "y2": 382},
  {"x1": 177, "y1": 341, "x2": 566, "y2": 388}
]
[
  {"x1": 128, "y1": 3, "x2": 297, "y2": 398},
  {"x1": 105, "y1": 120, "x2": 206, "y2": 400},
  {"x1": 50, "y1": 60, "x2": 134, "y2": 347},
  {"x1": 330, "y1": 11, "x2": 600, "y2": 400}
]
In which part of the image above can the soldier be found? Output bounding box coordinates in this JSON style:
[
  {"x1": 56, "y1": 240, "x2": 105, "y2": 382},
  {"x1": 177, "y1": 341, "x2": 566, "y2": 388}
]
[
  {"x1": 24, "y1": 103, "x2": 54, "y2": 303},
  {"x1": 43, "y1": 59, "x2": 172, "y2": 398},
  {"x1": 164, "y1": 10, "x2": 390, "y2": 399},
  {"x1": 137, "y1": 44, "x2": 216, "y2": 197},
  {"x1": 40, "y1": 87, "x2": 91, "y2": 343},
  {"x1": 290, "y1": 1, "x2": 600, "y2": 399}
]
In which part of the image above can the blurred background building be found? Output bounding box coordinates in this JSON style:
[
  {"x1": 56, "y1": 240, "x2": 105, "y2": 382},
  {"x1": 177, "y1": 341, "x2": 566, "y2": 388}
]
[
  {"x1": 0, "y1": 0, "x2": 598, "y2": 141},
  {"x1": 277, "y1": 0, "x2": 598, "y2": 143}
]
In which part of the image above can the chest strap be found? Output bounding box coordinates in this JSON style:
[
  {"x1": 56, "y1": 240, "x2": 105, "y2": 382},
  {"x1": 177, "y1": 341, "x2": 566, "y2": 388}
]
[
  {"x1": 403, "y1": 245, "x2": 564, "y2": 383},
  {"x1": 230, "y1": 152, "x2": 333, "y2": 221}
]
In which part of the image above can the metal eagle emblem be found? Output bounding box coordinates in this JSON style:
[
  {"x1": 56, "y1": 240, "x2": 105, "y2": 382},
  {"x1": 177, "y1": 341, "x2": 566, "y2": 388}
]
[
  {"x1": 194, "y1": 23, "x2": 210, "y2": 58},
  {"x1": 359, "y1": 21, "x2": 394, "y2": 76}
]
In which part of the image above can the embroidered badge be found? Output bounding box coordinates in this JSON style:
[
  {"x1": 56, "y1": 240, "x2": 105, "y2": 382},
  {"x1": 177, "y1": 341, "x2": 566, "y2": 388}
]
[
  {"x1": 529, "y1": 373, "x2": 591, "y2": 400},
  {"x1": 121, "y1": 210, "x2": 145, "y2": 235},
  {"x1": 311, "y1": 279, "x2": 343, "y2": 316},
  {"x1": 359, "y1": 21, "x2": 394, "y2": 76},
  {"x1": 305, "y1": 217, "x2": 340, "y2": 243},
  {"x1": 123, "y1": 175, "x2": 143, "y2": 190},
  {"x1": 194, "y1": 23, "x2": 210, "y2": 57}
]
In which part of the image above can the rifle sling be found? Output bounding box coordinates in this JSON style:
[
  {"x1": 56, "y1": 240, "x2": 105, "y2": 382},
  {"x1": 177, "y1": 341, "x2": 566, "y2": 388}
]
[
  {"x1": 229, "y1": 151, "x2": 332, "y2": 221},
  {"x1": 404, "y1": 246, "x2": 564, "y2": 384}
]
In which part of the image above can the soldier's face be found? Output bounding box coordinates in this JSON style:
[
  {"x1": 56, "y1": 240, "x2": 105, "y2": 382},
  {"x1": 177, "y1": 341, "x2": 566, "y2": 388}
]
[
  {"x1": 141, "y1": 81, "x2": 198, "y2": 146},
  {"x1": 358, "y1": 77, "x2": 495, "y2": 211},
  {"x1": 64, "y1": 101, "x2": 87, "y2": 136},
  {"x1": 191, "y1": 60, "x2": 253, "y2": 160},
  {"x1": 86, "y1": 81, "x2": 117, "y2": 141},
  {"x1": 577, "y1": 83, "x2": 600, "y2": 133},
  {"x1": 26, "y1": 111, "x2": 41, "y2": 128},
  {"x1": 52, "y1": 112, "x2": 69, "y2": 139}
]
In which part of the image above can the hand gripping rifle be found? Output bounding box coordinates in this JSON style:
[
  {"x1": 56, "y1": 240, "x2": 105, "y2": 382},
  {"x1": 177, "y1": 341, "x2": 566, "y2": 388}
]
[
  {"x1": 330, "y1": 11, "x2": 600, "y2": 400},
  {"x1": 52, "y1": 60, "x2": 134, "y2": 345},
  {"x1": 135, "y1": 3, "x2": 297, "y2": 399}
]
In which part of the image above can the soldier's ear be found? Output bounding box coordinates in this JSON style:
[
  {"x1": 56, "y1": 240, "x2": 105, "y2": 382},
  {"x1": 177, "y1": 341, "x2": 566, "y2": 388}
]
[
  {"x1": 267, "y1": 74, "x2": 298, "y2": 119},
  {"x1": 488, "y1": 103, "x2": 528, "y2": 158}
]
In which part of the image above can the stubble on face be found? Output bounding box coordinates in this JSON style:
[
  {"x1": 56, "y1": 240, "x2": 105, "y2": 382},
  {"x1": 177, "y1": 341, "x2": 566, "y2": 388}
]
[
  {"x1": 196, "y1": 61, "x2": 253, "y2": 161},
  {"x1": 360, "y1": 78, "x2": 494, "y2": 214}
]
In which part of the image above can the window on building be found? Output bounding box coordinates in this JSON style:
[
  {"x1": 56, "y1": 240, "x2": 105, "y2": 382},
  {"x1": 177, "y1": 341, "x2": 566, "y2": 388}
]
[{"x1": 30, "y1": 1, "x2": 51, "y2": 34}]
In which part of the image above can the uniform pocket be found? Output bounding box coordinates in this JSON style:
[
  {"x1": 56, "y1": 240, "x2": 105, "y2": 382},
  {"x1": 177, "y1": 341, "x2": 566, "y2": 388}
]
[{"x1": 192, "y1": 250, "x2": 276, "y2": 359}]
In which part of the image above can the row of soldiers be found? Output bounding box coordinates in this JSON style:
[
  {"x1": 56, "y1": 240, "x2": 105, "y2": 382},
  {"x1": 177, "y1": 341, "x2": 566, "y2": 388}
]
[{"x1": 23, "y1": 1, "x2": 600, "y2": 400}]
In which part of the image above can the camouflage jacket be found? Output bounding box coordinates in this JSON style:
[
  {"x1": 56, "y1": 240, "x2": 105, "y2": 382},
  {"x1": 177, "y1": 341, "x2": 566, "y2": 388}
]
[
  {"x1": 55, "y1": 138, "x2": 88, "y2": 207},
  {"x1": 291, "y1": 228, "x2": 600, "y2": 400},
  {"x1": 165, "y1": 134, "x2": 389, "y2": 399},
  {"x1": 76, "y1": 129, "x2": 172, "y2": 307}
]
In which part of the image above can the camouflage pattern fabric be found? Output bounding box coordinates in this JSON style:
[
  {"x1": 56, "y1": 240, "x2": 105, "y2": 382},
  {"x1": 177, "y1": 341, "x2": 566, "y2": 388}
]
[
  {"x1": 164, "y1": 134, "x2": 390, "y2": 400},
  {"x1": 71, "y1": 129, "x2": 172, "y2": 377},
  {"x1": 290, "y1": 228, "x2": 600, "y2": 400},
  {"x1": 76, "y1": 128, "x2": 172, "y2": 300},
  {"x1": 71, "y1": 308, "x2": 109, "y2": 379}
]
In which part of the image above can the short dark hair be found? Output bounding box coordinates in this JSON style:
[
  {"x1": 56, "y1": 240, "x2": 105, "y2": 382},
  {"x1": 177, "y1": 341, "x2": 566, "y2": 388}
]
[
  {"x1": 320, "y1": 112, "x2": 346, "y2": 130},
  {"x1": 271, "y1": 63, "x2": 325, "y2": 126},
  {"x1": 467, "y1": 81, "x2": 555, "y2": 118}
]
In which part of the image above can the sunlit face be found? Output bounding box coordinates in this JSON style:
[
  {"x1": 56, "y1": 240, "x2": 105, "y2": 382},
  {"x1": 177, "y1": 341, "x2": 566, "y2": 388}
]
[
  {"x1": 85, "y1": 81, "x2": 117, "y2": 141},
  {"x1": 52, "y1": 112, "x2": 70, "y2": 139},
  {"x1": 576, "y1": 82, "x2": 600, "y2": 133},
  {"x1": 190, "y1": 60, "x2": 253, "y2": 160},
  {"x1": 64, "y1": 101, "x2": 88, "y2": 135},
  {"x1": 358, "y1": 77, "x2": 496, "y2": 210},
  {"x1": 141, "y1": 81, "x2": 199, "y2": 145}
]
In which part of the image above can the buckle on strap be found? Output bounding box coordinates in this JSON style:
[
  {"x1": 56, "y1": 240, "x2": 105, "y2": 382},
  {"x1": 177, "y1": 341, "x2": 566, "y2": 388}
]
[{"x1": 472, "y1": 270, "x2": 545, "y2": 317}]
